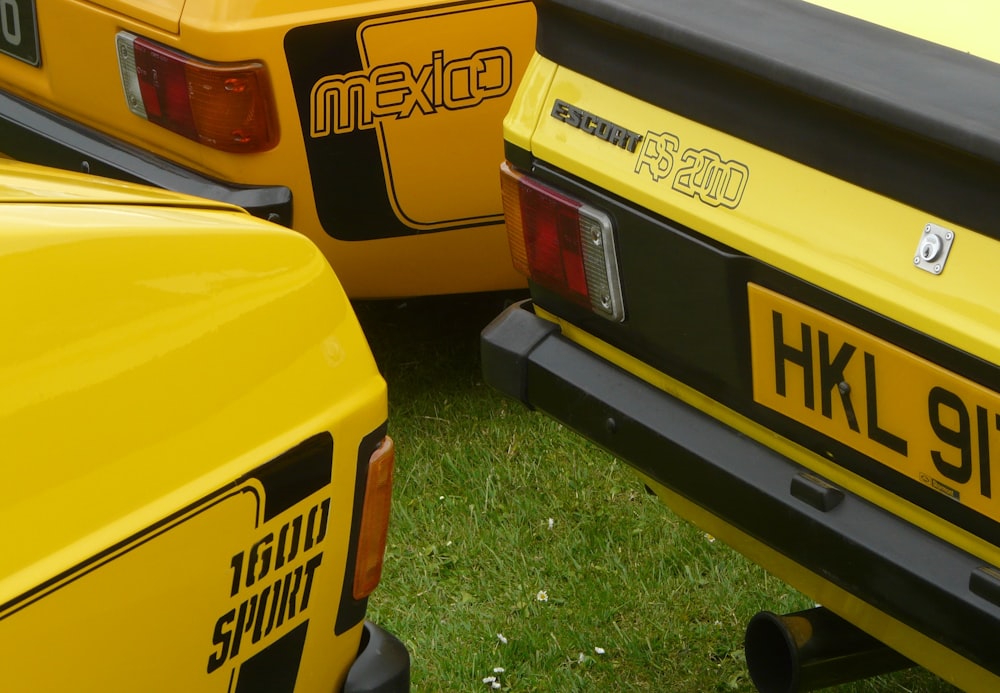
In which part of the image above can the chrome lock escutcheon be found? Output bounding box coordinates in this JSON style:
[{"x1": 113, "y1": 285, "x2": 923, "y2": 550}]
[{"x1": 913, "y1": 223, "x2": 954, "y2": 275}]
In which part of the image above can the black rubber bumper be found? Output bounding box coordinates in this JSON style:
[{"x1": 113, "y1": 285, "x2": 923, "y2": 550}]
[
  {"x1": 481, "y1": 300, "x2": 1000, "y2": 677},
  {"x1": 0, "y1": 89, "x2": 292, "y2": 225},
  {"x1": 343, "y1": 621, "x2": 410, "y2": 693}
]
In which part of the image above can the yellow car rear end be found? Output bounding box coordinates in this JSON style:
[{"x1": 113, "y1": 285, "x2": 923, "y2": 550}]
[
  {"x1": 0, "y1": 0, "x2": 535, "y2": 297},
  {"x1": 483, "y1": 1, "x2": 1000, "y2": 690}
]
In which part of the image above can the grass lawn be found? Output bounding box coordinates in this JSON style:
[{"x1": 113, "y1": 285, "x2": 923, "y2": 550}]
[{"x1": 354, "y1": 293, "x2": 959, "y2": 693}]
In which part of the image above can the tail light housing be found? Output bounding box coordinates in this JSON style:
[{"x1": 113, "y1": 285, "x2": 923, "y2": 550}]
[
  {"x1": 353, "y1": 436, "x2": 395, "y2": 600},
  {"x1": 500, "y1": 162, "x2": 625, "y2": 322},
  {"x1": 116, "y1": 32, "x2": 278, "y2": 153}
]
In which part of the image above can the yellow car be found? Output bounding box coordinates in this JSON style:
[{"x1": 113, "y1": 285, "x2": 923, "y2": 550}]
[
  {"x1": 0, "y1": 159, "x2": 408, "y2": 691},
  {"x1": 0, "y1": 0, "x2": 535, "y2": 298},
  {"x1": 483, "y1": 1, "x2": 1000, "y2": 691}
]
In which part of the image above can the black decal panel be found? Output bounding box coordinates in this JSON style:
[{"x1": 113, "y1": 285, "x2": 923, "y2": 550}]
[
  {"x1": 234, "y1": 621, "x2": 310, "y2": 693},
  {"x1": 255, "y1": 433, "x2": 333, "y2": 522},
  {"x1": 284, "y1": 1, "x2": 535, "y2": 240}
]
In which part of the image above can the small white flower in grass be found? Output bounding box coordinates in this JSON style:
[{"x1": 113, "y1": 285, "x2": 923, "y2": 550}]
[
  {"x1": 577, "y1": 652, "x2": 586, "y2": 664},
  {"x1": 497, "y1": 633, "x2": 508, "y2": 644},
  {"x1": 704, "y1": 532, "x2": 716, "y2": 543},
  {"x1": 594, "y1": 647, "x2": 606, "y2": 655},
  {"x1": 536, "y1": 590, "x2": 548, "y2": 602},
  {"x1": 493, "y1": 667, "x2": 505, "y2": 674},
  {"x1": 482, "y1": 676, "x2": 496, "y2": 684},
  {"x1": 492, "y1": 682, "x2": 502, "y2": 690},
  {"x1": 547, "y1": 517, "x2": 554, "y2": 530}
]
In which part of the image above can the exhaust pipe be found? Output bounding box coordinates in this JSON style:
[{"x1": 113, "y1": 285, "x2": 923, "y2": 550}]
[{"x1": 744, "y1": 607, "x2": 914, "y2": 693}]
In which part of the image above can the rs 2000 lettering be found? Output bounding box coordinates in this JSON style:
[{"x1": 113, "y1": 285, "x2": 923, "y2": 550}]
[
  {"x1": 672, "y1": 148, "x2": 749, "y2": 208},
  {"x1": 635, "y1": 130, "x2": 749, "y2": 209}
]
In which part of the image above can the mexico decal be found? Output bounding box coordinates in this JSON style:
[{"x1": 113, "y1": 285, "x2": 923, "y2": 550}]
[{"x1": 285, "y1": 1, "x2": 536, "y2": 240}]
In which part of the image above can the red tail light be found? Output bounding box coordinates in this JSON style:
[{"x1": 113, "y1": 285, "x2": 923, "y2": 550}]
[
  {"x1": 500, "y1": 162, "x2": 625, "y2": 321},
  {"x1": 116, "y1": 32, "x2": 278, "y2": 153},
  {"x1": 353, "y1": 436, "x2": 395, "y2": 600}
]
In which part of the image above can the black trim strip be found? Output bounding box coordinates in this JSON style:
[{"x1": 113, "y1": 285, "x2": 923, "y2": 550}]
[
  {"x1": 482, "y1": 301, "x2": 1000, "y2": 677},
  {"x1": 0, "y1": 89, "x2": 292, "y2": 225},
  {"x1": 534, "y1": 0, "x2": 1000, "y2": 240},
  {"x1": 516, "y1": 150, "x2": 1000, "y2": 546}
]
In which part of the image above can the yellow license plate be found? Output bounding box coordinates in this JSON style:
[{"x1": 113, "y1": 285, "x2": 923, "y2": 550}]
[{"x1": 748, "y1": 283, "x2": 1000, "y2": 522}]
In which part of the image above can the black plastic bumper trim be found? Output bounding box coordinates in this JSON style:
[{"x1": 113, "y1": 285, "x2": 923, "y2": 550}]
[
  {"x1": 481, "y1": 300, "x2": 1000, "y2": 676},
  {"x1": 0, "y1": 89, "x2": 292, "y2": 225},
  {"x1": 343, "y1": 621, "x2": 411, "y2": 693}
]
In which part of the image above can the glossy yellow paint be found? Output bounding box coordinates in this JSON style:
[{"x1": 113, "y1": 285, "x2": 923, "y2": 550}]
[
  {"x1": 803, "y1": 0, "x2": 1000, "y2": 63},
  {"x1": 516, "y1": 57, "x2": 1000, "y2": 369},
  {"x1": 90, "y1": 0, "x2": 185, "y2": 33},
  {"x1": 0, "y1": 160, "x2": 387, "y2": 691},
  {"x1": 0, "y1": 159, "x2": 232, "y2": 206},
  {"x1": 1, "y1": 0, "x2": 537, "y2": 298},
  {"x1": 501, "y1": 52, "x2": 557, "y2": 154}
]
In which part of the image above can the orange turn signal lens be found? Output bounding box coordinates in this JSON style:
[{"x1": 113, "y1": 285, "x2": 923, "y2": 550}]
[
  {"x1": 353, "y1": 436, "x2": 395, "y2": 600},
  {"x1": 500, "y1": 161, "x2": 529, "y2": 277}
]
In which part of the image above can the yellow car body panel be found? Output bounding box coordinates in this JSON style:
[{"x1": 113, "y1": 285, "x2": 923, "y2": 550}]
[
  {"x1": 803, "y1": 0, "x2": 1000, "y2": 62},
  {"x1": 0, "y1": 160, "x2": 407, "y2": 691},
  {"x1": 0, "y1": 0, "x2": 536, "y2": 298},
  {"x1": 519, "y1": 60, "x2": 1000, "y2": 370},
  {"x1": 484, "y1": 1, "x2": 1000, "y2": 689}
]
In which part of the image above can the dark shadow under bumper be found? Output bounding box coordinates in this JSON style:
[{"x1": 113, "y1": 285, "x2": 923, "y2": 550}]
[{"x1": 481, "y1": 300, "x2": 1000, "y2": 678}]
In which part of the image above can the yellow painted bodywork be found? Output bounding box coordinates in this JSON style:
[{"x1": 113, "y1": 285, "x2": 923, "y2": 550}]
[
  {"x1": 803, "y1": 0, "x2": 1000, "y2": 63},
  {"x1": 0, "y1": 160, "x2": 387, "y2": 691},
  {"x1": 508, "y1": 25, "x2": 1000, "y2": 691},
  {"x1": 510, "y1": 57, "x2": 1000, "y2": 370},
  {"x1": 0, "y1": 0, "x2": 537, "y2": 298}
]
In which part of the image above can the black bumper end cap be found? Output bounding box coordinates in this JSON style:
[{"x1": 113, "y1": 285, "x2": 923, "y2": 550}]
[
  {"x1": 343, "y1": 621, "x2": 410, "y2": 693},
  {"x1": 481, "y1": 300, "x2": 559, "y2": 407}
]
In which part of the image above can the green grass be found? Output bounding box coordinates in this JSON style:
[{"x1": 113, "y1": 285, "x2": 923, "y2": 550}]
[{"x1": 354, "y1": 293, "x2": 959, "y2": 692}]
